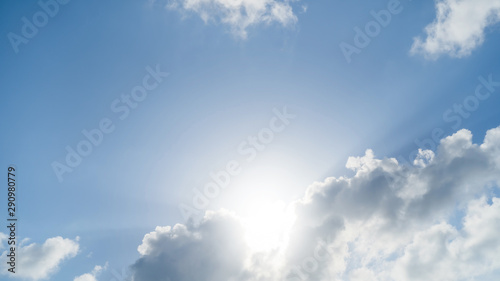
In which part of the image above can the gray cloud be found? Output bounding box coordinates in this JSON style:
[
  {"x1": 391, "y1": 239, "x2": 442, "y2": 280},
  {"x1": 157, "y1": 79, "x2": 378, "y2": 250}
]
[{"x1": 131, "y1": 210, "x2": 249, "y2": 281}]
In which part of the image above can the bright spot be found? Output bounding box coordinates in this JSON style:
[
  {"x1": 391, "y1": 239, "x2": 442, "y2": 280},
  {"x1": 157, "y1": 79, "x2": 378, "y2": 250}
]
[{"x1": 242, "y1": 200, "x2": 295, "y2": 252}]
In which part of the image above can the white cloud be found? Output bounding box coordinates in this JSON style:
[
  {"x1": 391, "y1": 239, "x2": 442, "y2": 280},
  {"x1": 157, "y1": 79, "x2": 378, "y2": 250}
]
[
  {"x1": 166, "y1": 0, "x2": 300, "y2": 38},
  {"x1": 130, "y1": 126, "x2": 500, "y2": 281},
  {"x1": 349, "y1": 267, "x2": 377, "y2": 281},
  {"x1": 392, "y1": 197, "x2": 500, "y2": 281},
  {"x1": 411, "y1": 0, "x2": 500, "y2": 59},
  {"x1": 1, "y1": 236, "x2": 79, "y2": 280},
  {"x1": 74, "y1": 263, "x2": 108, "y2": 281},
  {"x1": 0, "y1": 232, "x2": 7, "y2": 250}
]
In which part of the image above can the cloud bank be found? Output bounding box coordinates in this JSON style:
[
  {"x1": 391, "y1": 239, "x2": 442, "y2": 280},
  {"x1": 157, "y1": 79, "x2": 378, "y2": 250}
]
[
  {"x1": 411, "y1": 0, "x2": 500, "y2": 58},
  {"x1": 166, "y1": 0, "x2": 300, "y2": 38},
  {"x1": 130, "y1": 126, "x2": 500, "y2": 280}
]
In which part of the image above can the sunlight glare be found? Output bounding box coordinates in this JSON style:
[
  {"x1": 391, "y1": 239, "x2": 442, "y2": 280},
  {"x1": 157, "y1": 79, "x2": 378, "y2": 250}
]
[{"x1": 242, "y1": 200, "x2": 295, "y2": 252}]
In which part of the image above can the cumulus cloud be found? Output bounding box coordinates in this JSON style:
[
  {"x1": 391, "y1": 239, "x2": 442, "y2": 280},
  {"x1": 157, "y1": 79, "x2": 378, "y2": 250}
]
[
  {"x1": 132, "y1": 210, "x2": 249, "y2": 281},
  {"x1": 130, "y1": 126, "x2": 500, "y2": 281},
  {"x1": 392, "y1": 197, "x2": 500, "y2": 281},
  {"x1": 411, "y1": 0, "x2": 500, "y2": 59},
  {"x1": 74, "y1": 263, "x2": 108, "y2": 281},
  {"x1": 166, "y1": 0, "x2": 300, "y2": 38},
  {"x1": 1, "y1": 236, "x2": 79, "y2": 280}
]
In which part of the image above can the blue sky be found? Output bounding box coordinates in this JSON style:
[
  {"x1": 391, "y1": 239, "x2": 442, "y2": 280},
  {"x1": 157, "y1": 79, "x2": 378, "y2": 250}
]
[{"x1": 1, "y1": 0, "x2": 500, "y2": 280}]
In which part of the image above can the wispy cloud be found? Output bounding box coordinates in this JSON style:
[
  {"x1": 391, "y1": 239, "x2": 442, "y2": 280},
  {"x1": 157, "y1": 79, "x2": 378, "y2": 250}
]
[{"x1": 166, "y1": 0, "x2": 301, "y2": 38}]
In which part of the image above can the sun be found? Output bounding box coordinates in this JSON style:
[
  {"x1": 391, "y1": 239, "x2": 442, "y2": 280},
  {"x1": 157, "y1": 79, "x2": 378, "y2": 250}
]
[{"x1": 241, "y1": 200, "x2": 296, "y2": 252}]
